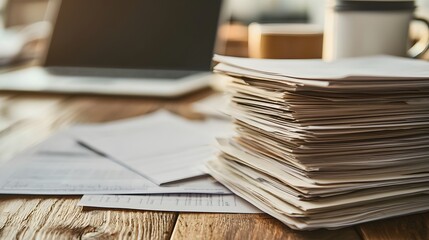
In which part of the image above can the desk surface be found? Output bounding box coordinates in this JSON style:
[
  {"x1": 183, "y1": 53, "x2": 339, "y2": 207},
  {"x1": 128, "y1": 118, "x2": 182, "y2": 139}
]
[{"x1": 0, "y1": 91, "x2": 428, "y2": 240}]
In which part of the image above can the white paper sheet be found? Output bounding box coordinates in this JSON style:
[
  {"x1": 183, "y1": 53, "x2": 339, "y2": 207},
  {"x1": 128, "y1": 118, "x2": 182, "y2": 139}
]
[
  {"x1": 73, "y1": 110, "x2": 233, "y2": 185},
  {"x1": 0, "y1": 132, "x2": 231, "y2": 195},
  {"x1": 214, "y1": 55, "x2": 429, "y2": 80},
  {"x1": 78, "y1": 194, "x2": 261, "y2": 213}
]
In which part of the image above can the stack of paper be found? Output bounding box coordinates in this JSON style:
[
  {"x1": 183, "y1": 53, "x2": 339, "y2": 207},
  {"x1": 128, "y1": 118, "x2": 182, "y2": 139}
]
[{"x1": 206, "y1": 55, "x2": 429, "y2": 230}]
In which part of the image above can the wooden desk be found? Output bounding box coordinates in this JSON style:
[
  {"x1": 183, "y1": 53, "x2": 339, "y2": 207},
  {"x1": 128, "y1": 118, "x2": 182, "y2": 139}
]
[{"x1": 0, "y1": 92, "x2": 428, "y2": 239}]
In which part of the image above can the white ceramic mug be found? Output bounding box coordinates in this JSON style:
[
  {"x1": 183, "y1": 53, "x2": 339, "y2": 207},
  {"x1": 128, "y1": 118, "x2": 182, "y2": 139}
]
[{"x1": 323, "y1": 0, "x2": 429, "y2": 60}]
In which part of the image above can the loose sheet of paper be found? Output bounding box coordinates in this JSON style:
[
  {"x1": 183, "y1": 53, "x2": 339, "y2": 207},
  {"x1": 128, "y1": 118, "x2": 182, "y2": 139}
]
[
  {"x1": 79, "y1": 194, "x2": 261, "y2": 213},
  {"x1": 73, "y1": 110, "x2": 233, "y2": 185},
  {"x1": 0, "y1": 132, "x2": 230, "y2": 195}
]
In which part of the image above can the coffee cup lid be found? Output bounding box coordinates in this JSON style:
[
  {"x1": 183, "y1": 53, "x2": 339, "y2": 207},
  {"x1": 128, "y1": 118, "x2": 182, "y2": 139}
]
[{"x1": 334, "y1": 0, "x2": 416, "y2": 11}]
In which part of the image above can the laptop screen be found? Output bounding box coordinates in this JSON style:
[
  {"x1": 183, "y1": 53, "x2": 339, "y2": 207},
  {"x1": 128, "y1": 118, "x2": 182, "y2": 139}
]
[{"x1": 44, "y1": 0, "x2": 222, "y2": 71}]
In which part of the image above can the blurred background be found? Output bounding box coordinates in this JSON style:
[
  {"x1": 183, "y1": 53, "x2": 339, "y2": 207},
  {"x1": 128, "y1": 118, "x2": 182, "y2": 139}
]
[{"x1": 0, "y1": 0, "x2": 428, "y2": 66}]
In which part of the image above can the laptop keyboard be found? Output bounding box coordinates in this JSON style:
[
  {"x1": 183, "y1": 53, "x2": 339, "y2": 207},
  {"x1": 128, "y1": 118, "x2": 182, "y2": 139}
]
[{"x1": 46, "y1": 67, "x2": 204, "y2": 79}]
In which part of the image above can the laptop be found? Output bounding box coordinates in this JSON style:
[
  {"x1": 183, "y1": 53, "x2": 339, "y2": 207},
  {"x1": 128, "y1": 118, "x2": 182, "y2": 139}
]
[{"x1": 0, "y1": 0, "x2": 223, "y2": 97}]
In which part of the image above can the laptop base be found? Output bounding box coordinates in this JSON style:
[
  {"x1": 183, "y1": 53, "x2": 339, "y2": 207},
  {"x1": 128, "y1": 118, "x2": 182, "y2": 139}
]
[{"x1": 0, "y1": 67, "x2": 214, "y2": 97}]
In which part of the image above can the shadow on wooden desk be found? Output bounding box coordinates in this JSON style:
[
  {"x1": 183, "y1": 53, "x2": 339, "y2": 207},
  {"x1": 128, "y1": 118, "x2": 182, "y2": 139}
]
[{"x1": 0, "y1": 92, "x2": 428, "y2": 239}]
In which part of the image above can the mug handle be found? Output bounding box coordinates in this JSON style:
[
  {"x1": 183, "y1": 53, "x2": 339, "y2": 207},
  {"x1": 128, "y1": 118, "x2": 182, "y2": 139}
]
[{"x1": 408, "y1": 17, "x2": 429, "y2": 58}]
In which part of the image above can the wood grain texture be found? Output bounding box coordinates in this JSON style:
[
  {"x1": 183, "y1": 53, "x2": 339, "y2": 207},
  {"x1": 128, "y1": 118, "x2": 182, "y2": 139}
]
[
  {"x1": 171, "y1": 213, "x2": 362, "y2": 240},
  {"x1": 357, "y1": 212, "x2": 429, "y2": 240},
  {"x1": 66, "y1": 96, "x2": 160, "y2": 123},
  {"x1": 0, "y1": 196, "x2": 177, "y2": 239}
]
